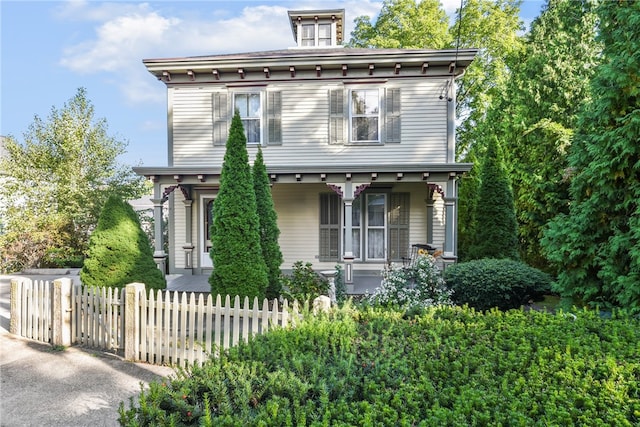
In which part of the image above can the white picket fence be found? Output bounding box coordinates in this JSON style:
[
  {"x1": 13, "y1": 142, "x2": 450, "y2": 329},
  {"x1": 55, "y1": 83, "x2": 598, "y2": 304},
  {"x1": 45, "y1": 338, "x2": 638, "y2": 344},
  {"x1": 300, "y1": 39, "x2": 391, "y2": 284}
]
[{"x1": 10, "y1": 278, "x2": 299, "y2": 367}]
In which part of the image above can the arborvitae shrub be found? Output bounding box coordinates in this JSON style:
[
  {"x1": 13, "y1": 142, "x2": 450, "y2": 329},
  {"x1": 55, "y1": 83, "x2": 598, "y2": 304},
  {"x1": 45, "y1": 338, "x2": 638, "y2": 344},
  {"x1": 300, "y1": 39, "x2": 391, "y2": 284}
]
[
  {"x1": 444, "y1": 258, "x2": 551, "y2": 311},
  {"x1": 252, "y1": 147, "x2": 283, "y2": 299},
  {"x1": 209, "y1": 110, "x2": 268, "y2": 299},
  {"x1": 81, "y1": 195, "x2": 165, "y2": 290}
]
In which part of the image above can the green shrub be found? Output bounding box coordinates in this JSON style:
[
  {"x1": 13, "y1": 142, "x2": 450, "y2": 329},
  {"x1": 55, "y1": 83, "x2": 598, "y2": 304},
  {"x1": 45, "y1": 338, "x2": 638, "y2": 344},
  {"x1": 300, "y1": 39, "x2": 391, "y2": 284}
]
[
  {"x1": 81, "y1": 195, "x2": 165, "y2": 290},
  {"x1": 119, "y1": 306, "x2": 640, "y2": 426},
  {"x1": 334, "y1": 264, "x2": 347, "y2": 304},
  {"x1": 209, "y1": 110, "x2": 268, "y2": 300},
  {"x1": 444, "y1": 258, "x2": 552, "y2": 311},
  {"x1": 366, "y1": 254, "x2": 453, "y2": 309},
  {"x1": 281, "y1": 261, "x2": 329, "y2": 303}
]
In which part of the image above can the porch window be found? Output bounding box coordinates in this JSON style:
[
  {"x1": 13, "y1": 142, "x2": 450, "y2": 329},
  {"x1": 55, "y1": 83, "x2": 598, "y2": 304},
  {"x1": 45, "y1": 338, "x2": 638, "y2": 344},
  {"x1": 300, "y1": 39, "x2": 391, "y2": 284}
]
[
  {"x1": 234, "y1": 93, "x2": 261, "y2": 144},
  {"x1": 320, "y1": 192, "x2": 409, "y2": 262}
]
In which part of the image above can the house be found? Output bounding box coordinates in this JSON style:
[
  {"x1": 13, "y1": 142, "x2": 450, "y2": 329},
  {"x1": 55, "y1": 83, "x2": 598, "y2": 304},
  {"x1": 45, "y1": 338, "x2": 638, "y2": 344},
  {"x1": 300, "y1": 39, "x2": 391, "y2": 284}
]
[{"x1": 134, "y1": 9, "x2": 476, "y2": 290}]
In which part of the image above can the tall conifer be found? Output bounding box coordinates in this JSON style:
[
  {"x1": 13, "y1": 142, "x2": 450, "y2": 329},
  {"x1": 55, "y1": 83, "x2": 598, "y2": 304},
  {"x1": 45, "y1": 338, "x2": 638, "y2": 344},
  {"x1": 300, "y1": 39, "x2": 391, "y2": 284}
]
[
  {"x1": 542, "y1": 1, "x2": 640, "y2": 311},
  {"x1": 209, "y1": 111, "x2": 268, "y2": 299},
  {"x1": 81, "y1": 195, "x2": 165, "y2": 290},
  {"x1": 252, "y1": 147, "x2": 283, "y2": 299}
]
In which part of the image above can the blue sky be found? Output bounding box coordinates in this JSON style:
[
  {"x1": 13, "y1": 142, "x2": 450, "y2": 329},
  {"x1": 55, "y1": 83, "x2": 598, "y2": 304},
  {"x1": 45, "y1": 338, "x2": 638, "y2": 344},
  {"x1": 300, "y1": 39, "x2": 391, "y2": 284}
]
[{"x1": 1, "y1": 0, "x2": 546, "y2": 167}]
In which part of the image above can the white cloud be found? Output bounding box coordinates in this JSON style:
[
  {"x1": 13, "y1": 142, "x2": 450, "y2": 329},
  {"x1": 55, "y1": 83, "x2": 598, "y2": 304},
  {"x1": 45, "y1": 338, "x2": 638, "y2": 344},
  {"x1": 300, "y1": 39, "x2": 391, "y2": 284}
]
[{"x1": 57, "y1": 1, "x2": 385, "y2": 105}]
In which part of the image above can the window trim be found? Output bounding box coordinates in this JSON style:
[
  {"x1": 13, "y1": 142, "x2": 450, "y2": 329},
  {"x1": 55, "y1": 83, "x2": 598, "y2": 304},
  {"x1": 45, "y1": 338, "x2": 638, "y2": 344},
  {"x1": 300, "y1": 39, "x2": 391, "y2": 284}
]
[
  {"x1": 233, "y1": 91, "x2": 264, "y2": 145},
  {"x1": 349, "y1": 88, "x2": 381, "y2": 144}
]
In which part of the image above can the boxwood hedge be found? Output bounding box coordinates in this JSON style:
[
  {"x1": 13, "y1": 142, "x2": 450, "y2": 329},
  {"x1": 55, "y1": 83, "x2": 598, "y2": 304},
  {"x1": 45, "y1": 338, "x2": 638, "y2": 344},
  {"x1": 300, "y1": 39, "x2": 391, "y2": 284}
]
[
  {"x1": 444, "y1": 258, "x2": 552, "y2": 311},
  {"x1": 119, "y1": 306, "x2": 639, "y2": 426}
]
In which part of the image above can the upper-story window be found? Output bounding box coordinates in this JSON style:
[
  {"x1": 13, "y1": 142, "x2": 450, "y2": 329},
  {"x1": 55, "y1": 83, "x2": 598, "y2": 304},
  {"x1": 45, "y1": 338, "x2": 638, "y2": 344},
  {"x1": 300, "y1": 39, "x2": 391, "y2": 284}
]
[
  {"x1": 350, "y1": 89, "x2": 380, "y2": 143},
  {"x1": 300, "y1": 22, "x2": 333, "y2": 47},
  {"x1": 213, "y1": 90, "x2": 281, "y2": 147},
  {"x1": 234, "y1": 93, "x2": 261, "y2": 144}
]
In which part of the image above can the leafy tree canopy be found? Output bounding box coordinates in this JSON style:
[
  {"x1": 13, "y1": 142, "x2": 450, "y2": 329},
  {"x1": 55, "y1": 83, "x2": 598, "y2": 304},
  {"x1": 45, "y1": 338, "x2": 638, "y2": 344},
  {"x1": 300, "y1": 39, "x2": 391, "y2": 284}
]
[{"x1": 0, "y1": 88, "x2": 146, "y2": 272}]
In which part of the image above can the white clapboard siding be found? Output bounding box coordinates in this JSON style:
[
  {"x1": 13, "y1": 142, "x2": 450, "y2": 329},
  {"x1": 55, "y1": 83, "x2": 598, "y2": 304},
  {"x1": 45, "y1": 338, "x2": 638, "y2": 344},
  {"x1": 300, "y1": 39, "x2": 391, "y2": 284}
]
[{"x1": 169, "y1": 78, "x2": 450, "y2": 168}]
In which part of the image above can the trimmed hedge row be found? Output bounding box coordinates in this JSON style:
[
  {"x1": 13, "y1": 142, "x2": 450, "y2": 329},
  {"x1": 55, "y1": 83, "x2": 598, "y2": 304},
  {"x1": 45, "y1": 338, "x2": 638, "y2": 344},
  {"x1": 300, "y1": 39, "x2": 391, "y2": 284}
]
[{"x1": 119, "y1": 306, "x2": 640, "y2": 426}]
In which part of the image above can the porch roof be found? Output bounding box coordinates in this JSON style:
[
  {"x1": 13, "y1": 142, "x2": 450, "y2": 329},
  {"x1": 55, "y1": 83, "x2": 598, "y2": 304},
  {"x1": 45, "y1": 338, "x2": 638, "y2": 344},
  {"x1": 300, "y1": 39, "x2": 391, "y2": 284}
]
[{"x1": 134, "y1": 163, "x2": 472, "y2": 185}]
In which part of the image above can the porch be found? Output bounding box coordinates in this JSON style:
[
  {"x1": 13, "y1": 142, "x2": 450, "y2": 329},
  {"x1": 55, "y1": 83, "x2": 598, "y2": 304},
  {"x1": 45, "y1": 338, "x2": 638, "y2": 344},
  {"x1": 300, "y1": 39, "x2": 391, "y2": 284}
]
[{"x1": 166, "y1": 272, "x2": 382, "y2": 295}]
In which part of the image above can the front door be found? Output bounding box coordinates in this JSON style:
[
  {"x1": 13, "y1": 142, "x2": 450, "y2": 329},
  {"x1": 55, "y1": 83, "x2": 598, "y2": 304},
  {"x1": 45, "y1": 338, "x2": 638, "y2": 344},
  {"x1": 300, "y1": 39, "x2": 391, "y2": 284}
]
[{"x1": 200, "y1": 196, "x2": 215, "y2": 268}]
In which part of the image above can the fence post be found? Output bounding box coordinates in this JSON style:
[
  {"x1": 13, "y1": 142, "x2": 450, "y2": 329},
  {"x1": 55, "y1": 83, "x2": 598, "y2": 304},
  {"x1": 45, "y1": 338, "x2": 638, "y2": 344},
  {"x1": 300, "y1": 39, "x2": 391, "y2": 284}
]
[
  {"x1": 51, "y1": 278, "x2": 73, "y2": 347},
  {"x1": 9, "y1": 278, "x2": 24, "y2": 335},
  {"x1": 124, "y1": 283, "x2": 146, "y2": 361}
]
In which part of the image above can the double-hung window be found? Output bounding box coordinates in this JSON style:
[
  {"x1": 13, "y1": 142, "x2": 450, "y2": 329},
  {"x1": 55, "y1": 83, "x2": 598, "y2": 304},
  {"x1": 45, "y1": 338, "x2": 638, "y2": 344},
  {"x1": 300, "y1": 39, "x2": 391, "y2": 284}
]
[
  {"x1": 234, "y1": 93, "x2": 262, "y2": 144},
  {"x1": 350, "y1": 89, "x2": 380, "y2": 143},
  {"x1": 301, "y1": 23, "x2": 332, "y2": 47}
]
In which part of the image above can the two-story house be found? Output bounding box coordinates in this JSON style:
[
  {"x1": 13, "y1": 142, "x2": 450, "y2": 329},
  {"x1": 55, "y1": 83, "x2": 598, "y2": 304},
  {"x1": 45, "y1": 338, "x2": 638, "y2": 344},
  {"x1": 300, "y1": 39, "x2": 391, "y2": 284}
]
[{"x1": 134, "y1": 9, "x2": 476, "y2": 290}]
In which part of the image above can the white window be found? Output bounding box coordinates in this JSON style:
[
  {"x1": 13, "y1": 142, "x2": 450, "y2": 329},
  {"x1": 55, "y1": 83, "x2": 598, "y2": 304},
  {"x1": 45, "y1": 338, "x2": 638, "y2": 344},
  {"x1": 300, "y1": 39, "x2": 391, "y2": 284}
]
[
  {"x1": 366, "y1": 194, "x2": 386, "y2": 260},
  {"x1": 299, "y1": 22, "x2": 333, "y2": 47},
  {"x1": 350, "y1": 89, "x2": 380, "y2": 143},
  {"x1": 301, "y1": 24, "x2": 315, "y2": 46},
  {"x1": 318, "y1": 24, "x2": 332, "y2": 46},
  {"x1": 234, "y1": 93, "x2": 262, "y2": 144}
]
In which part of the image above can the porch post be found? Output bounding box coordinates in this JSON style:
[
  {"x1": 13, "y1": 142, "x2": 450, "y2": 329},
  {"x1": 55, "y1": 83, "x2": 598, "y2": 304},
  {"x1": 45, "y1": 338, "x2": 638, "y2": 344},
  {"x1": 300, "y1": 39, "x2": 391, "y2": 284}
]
[
  {"x1": 150, "y1": 179, "x2": 166, "y2": 275},
  {"x1": 442, "y1": 172, "x2": 458, "y2": 270},
  {"x1": 342, "y1": 181, "x2": 354, "y2": 290},
  {"x1": 182, "y1": 198, "x2": 194, "y2": 271},
  {"x1": 425, "y1": 186, "x2": 435, "y2": 247}
]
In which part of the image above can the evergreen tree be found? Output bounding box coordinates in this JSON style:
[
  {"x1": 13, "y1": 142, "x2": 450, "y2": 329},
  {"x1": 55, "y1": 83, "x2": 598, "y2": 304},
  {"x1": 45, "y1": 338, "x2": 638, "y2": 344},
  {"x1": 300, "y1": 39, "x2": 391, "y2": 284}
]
[
  {"x1": 81, "y1": 195, "x2": 165, "y2": 290},
  {"x1": 209, "y1": 111, "x2": 268, "y2": 299},
  {"x1": 468, "y1": 138, "x2": 519, "y2": 260},
  {"x1": 499, "y1": 0, "x2": 599, "y2": 270},
  {"x1": 542, "y1": 1, "x2": 640, "y2": 311},
  {"x1": 252, "y1": 147, "x2": 283, "y2": 299}
]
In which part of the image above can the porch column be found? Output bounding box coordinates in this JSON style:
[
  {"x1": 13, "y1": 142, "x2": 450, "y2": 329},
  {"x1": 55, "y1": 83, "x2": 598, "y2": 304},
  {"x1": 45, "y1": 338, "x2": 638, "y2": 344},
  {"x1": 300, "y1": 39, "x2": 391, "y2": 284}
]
[
  {"x1": 150, "y1": 180, "x2": 166, "y2": 275},
  {"x1": 442, "y1": 173, "x2": 458, "y2": 270},
  {"x1": 182, "y1": 199, "x2": 194, "y2": 271},
  {"x1": 342, "y1": 181, "x2": 354, "y2": 289},
  {"x1": 425, "y1": 186, "x2": 435, "y2": 247}
]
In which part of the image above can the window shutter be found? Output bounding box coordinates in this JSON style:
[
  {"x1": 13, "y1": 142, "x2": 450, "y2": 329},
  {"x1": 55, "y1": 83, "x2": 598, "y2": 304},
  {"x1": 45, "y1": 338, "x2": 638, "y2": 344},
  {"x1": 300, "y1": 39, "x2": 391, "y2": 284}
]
[
  {"x1": 267, "y1": 91, "x2": 282, "y2": 145},
  {"x1": 388, "y1": 192, "x2": 410, "y2": 261},
  {"x1": 212, "y1": 92, "x2": 229, "y2": 146},
  {"x1": 329, "y1": 89, "x2": 345, "y2": 145},
  {"x1": 384, "y1": 88, "x2": 401, "y2": 143},
  {"x1": 319, "y1": 192, "x2": 340, "y2": 261}
]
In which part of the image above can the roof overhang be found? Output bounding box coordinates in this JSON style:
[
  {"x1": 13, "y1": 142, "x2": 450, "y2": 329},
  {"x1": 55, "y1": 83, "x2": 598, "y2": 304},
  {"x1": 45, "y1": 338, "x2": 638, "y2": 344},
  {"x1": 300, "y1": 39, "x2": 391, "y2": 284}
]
[
  {"x1": 143, "y1": 48, "x2": 478, "y2": 84},
  {"x1": 134, "y1": 164, "x2": 473, "y2": 185}
]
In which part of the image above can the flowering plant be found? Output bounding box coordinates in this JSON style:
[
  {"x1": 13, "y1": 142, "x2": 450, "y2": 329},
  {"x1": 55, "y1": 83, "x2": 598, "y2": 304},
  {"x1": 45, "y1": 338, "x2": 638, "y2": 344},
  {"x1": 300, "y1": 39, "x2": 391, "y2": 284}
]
[{"x1": 365, "y1": 254, "x2": 453, "y2": 309}]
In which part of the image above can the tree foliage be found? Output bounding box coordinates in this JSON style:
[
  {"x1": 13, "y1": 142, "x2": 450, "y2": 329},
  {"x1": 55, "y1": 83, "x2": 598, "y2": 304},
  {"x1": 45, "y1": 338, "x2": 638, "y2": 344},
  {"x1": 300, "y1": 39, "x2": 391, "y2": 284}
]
[
  {"x1": 209, "y1": 111, "x2": 268, "y2": 299},
  {"x1": 0, "y1": 88, "x2": 146, "y2": 272},
  {"x1": 81, "y1": 195, "x2": 165, "y2": 290},
  {"x1": 496, "y1": 0, "x2": 599, "y2": 269},
  {"x1": 468, "y1": 138, "x2": 519, "y2": 260},
  {"x1": 542, "y1": 0, "x2": 640, "y2": 311},
  {"x1": 252, "y1": 147, "x2": 283, "y2": 299},
  {"x1": 348, "y1": 0, "x2": 452, "y2": 49}
]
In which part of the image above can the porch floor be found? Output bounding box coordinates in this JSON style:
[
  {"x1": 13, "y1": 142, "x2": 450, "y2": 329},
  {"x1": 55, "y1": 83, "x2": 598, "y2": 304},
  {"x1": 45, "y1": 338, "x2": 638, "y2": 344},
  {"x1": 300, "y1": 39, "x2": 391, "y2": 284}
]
[{"x1": 167, "y1": 273, "x2": 381, "y2": 295}]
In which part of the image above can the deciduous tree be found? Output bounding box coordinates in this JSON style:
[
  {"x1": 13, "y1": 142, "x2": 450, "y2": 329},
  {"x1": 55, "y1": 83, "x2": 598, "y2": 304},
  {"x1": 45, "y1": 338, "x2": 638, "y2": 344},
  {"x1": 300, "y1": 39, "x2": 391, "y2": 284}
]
[{"x1": 0, "y1": 88, "x2": 146, "y2": 272}]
